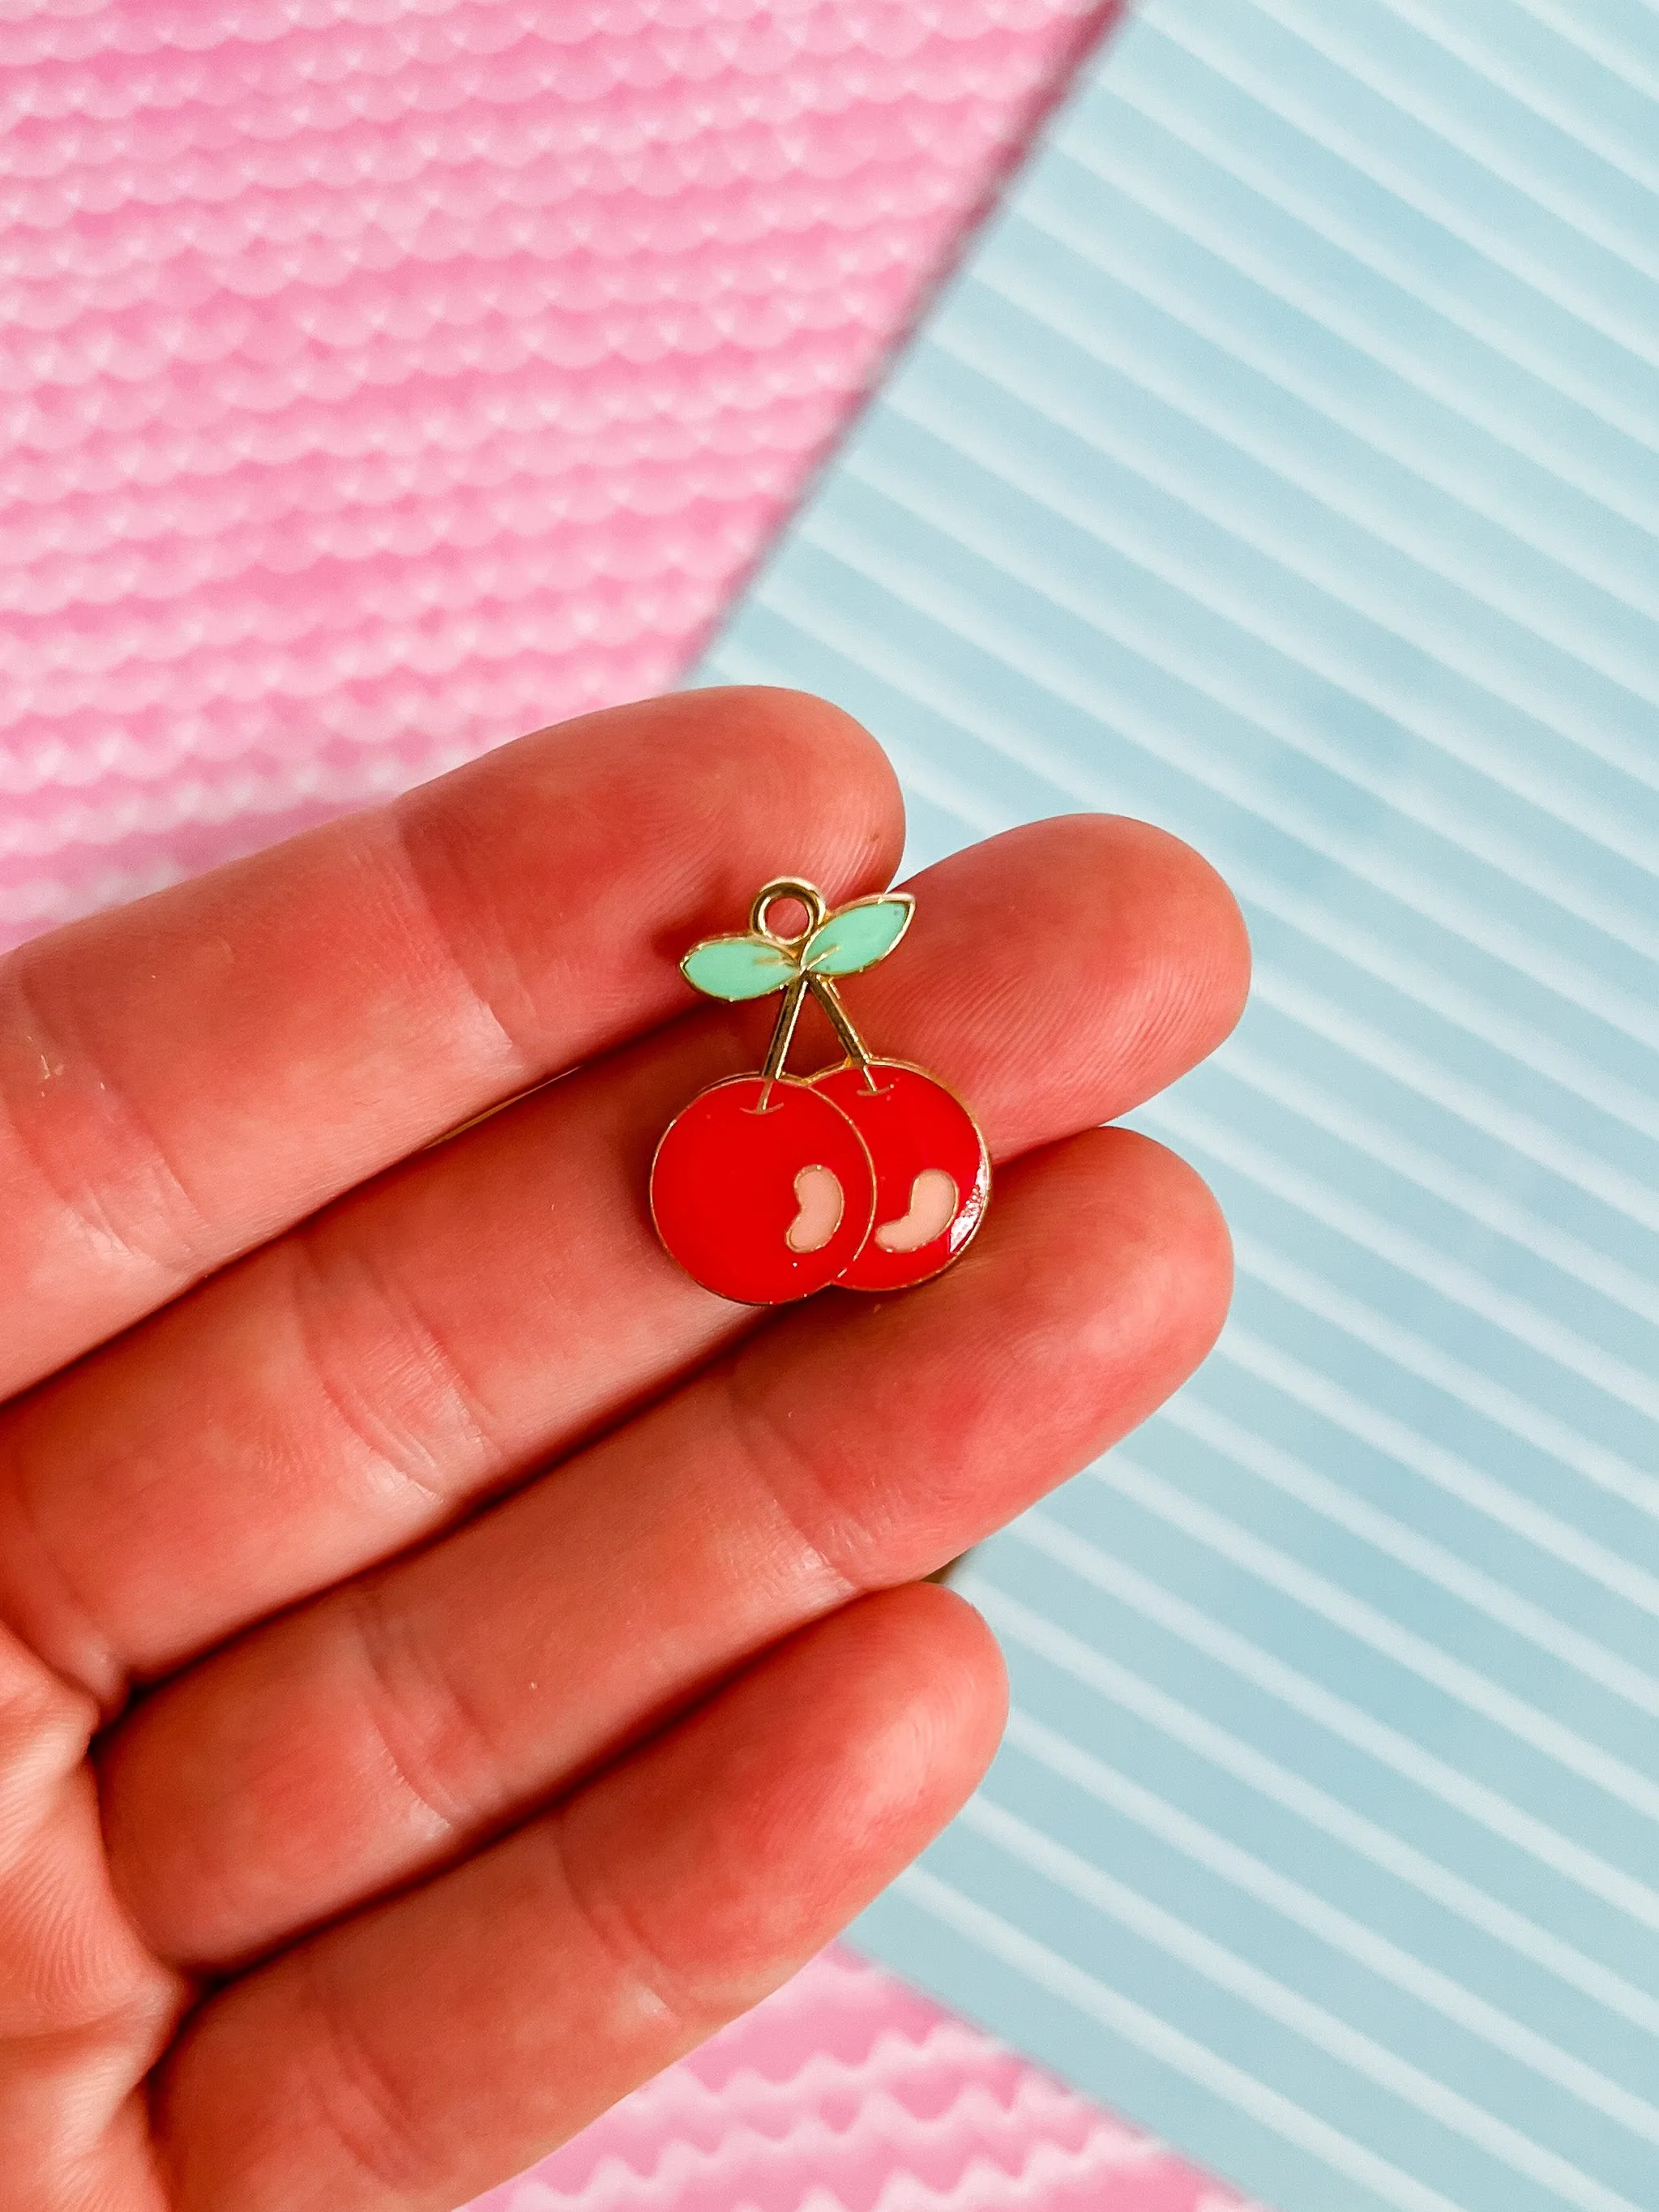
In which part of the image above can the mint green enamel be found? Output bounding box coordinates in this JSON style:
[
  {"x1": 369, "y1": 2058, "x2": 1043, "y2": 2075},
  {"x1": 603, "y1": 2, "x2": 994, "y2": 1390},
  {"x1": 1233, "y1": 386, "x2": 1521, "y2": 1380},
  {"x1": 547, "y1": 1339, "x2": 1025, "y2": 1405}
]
[
  {"x1": 804, "y1": 895, "x2": 912, "y2": 976},
  {"x1": 681, "y1": 934, "x2": 798, "y2": 1000}
]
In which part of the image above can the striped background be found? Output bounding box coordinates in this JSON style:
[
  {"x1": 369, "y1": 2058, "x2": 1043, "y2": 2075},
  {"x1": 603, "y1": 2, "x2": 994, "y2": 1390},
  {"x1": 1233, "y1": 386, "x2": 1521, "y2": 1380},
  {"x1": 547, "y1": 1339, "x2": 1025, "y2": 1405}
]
[{"x1": 696, "y1": 2, "x2": 1659, "y2": 2208}]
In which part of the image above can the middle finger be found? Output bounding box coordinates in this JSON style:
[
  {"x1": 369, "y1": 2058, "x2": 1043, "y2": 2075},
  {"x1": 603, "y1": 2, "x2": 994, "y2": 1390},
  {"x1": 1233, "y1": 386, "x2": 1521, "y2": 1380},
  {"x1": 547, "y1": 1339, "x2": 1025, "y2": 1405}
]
[{"x1": 3, "y1": 815, "x2": 1245, "y2": 1705}]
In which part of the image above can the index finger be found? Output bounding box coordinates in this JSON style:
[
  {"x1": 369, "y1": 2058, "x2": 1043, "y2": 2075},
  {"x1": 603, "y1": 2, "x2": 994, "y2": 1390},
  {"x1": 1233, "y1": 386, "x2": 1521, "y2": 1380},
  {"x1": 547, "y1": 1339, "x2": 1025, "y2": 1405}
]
[{"x1": 0, "y1": 688, "x2": 903, "y2": 1396}]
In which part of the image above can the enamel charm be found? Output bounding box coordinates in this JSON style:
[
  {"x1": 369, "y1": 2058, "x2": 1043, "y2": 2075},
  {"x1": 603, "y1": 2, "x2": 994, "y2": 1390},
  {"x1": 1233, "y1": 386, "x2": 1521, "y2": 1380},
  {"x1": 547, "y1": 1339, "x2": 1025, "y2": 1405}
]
[{"x1": 650, "y1": 877, "x2": 990, "y2": 1305}]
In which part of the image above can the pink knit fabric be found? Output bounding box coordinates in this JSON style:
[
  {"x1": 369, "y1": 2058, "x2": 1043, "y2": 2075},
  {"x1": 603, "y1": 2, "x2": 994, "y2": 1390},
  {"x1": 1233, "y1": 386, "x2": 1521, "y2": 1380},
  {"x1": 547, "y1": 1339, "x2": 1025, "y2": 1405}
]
[
  {"x1": 3, "y1": 5, "x2": 1248, "y2": 2207},
  {"x1": 463, "y1": 1948, "x2": 1250, "y2": 2212},
  {"x1": 2, "y1": 0, "x2": 1110, "y2": 945}
]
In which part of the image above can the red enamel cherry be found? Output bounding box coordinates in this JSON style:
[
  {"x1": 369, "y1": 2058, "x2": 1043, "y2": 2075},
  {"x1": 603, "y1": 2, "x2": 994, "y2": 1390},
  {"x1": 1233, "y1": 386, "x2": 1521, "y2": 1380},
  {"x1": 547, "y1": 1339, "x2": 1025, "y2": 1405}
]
[
  {"x1": 810, "y1": 1059, "x2": 990, "y2": 1292},
  {"x1": 649, "y1": 1074, "x2": 876, "y2": 1305}
]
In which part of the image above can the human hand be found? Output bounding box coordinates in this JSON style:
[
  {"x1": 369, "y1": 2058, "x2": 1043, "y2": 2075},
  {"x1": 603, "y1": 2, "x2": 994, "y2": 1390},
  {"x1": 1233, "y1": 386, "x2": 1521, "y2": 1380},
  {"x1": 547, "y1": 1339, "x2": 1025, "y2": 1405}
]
[{"x1": 0, "y1": 689, "x2": 1247, "y2": 2211}]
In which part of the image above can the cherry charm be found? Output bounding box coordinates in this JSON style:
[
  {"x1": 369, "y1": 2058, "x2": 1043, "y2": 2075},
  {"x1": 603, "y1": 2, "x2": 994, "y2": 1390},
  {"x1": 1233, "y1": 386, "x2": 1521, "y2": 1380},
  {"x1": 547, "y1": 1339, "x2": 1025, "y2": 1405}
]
[
  {"x1": 811, "y1": 1060, "x2": 988, "y2": 1292},
  {"x1": 649, "y1": 1074, "x2": 874, "y2": 1306},
  {"x1": 649, "y1": 875, "x2": 990, "y2": 1304}
]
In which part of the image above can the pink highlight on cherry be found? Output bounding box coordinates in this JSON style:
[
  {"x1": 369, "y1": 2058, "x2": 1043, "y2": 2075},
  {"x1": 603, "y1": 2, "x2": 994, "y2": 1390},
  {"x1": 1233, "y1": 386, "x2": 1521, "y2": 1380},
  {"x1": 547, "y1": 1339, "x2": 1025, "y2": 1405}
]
[{"x1": 650, "y1": 876, "x2": 990, "y2": 1306}]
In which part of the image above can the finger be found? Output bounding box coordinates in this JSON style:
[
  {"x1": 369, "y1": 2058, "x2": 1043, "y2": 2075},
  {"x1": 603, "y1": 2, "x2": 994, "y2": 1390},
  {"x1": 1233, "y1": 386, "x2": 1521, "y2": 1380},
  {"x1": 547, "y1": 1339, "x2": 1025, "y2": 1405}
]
[
  {"x1": 0, "y1": 687, "x2": 903, "y2": 1394},
  {"x1": 103, "y1": 1127, "x2": 1229, "y2": 1968},
  {"x1": 152, "y1": 1583, "x2": 1006, "y2": 2212},
  {"x1": 4, "y1": 815, "x2": 1247, "y2": 1704},
  {"x1": 0, "y1": 1613, "x2": 190, "y2": 2206}
]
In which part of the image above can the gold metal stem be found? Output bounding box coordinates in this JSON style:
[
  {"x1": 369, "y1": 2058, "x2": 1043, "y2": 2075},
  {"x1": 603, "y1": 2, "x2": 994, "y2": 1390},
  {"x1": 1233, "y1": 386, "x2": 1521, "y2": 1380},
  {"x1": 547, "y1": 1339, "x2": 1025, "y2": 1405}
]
[
  {"x1": 810, "y1": 974, "x2": 879, "y2": 1086},
  {"x1": 759, "y1": 973, "x2": 810, "y2": 1100}
]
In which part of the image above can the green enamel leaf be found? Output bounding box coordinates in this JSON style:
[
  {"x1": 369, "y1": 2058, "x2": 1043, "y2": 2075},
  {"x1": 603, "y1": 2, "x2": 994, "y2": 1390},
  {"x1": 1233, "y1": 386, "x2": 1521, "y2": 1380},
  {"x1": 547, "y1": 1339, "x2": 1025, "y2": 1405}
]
[
  {"x1": 681, "y1": 933, "x2": 799, "y2": 1001},
  {"x1": 803, "y1": 893, "x2": 914, "y2": 976}
]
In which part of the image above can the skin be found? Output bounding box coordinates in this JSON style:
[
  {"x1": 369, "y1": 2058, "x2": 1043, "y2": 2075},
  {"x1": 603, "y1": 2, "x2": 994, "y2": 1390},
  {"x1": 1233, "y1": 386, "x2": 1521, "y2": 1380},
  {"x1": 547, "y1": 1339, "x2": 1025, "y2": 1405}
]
[{"x1": 0, "y1": 687, "x2": 1250, "y2": 2212}]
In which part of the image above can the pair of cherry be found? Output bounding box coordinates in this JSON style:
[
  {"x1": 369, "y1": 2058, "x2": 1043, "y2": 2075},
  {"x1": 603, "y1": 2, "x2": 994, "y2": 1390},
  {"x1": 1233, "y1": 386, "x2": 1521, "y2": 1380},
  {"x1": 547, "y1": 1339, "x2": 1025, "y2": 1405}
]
[{"x1": 651, "y1": 878, "x2": 990, "y2": 1306}]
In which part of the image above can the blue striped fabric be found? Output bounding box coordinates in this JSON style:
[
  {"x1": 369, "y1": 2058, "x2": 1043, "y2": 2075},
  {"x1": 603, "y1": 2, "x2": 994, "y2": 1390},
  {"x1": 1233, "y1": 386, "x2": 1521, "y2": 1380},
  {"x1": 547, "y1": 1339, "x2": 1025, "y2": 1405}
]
[{"x1": 693, "y1": 4, "x2": 1659, "y2": 2207}]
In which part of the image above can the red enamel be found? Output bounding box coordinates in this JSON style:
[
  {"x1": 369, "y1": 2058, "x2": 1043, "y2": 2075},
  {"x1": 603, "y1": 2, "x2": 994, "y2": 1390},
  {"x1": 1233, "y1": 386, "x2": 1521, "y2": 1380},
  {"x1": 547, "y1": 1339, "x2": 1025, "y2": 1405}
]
[
  {"x1": 810, "y1": 1060, "x2": 990, "y2": 1292},
  {"x1": 649, "y1": 1074, "x2": 876, "y2": 1305}
]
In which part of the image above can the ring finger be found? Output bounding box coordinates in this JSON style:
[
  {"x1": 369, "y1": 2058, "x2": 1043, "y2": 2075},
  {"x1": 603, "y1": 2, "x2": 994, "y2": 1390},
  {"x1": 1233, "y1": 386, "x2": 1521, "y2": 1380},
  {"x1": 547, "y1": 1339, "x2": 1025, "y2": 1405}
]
[{"x1": 104, "y1": 1121, "x2": 1230, "y2": 1969}]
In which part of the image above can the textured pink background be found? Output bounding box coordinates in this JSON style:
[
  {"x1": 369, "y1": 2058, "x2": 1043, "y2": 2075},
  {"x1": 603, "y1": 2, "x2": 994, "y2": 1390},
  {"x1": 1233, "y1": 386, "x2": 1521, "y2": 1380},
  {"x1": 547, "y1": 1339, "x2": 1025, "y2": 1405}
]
[
  {"x1": 2, "y1": 0, "x2": 1110, "y2": 946},
  {"x1": 3, "y1": 4, "x2": 1248, "y2": 2207},
  {"x1": 463, "y1": 1948, "x2": 1251, "y2": 2212}
]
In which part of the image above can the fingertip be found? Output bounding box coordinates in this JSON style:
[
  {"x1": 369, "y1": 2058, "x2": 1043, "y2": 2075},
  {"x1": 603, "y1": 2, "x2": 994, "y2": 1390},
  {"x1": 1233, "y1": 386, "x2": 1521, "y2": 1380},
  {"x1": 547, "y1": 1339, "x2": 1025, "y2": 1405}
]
[
  {"x1": 1033, "y1": 811, "x2": 1251, "y2": 1088},
  {"x1": 650, "y1": 685, "x2": 908, "y2": 911},
  {"x1": 563, "y1": 1584, "x2": 1008, "y2": 2009},
  {"x1": 1121, "y1": 815, "x2": 1252, "y2": 1072},
  {"x1": 693, "y1": 684, "x2": 904, "y2": 796},
  {"x1": 896, "y1": 1578, "x2": 1011, "y2": 1792},
  {"x1": 731, "y1": 1122, "x2": 1237, "y2": 1592},
  {"x1": 722, "y1": 1585, "x2": 1011, "y2": 1963},
  {"x1": 742, "y1": 1579, "x2": 1011, "y2": 1863},
  {"x1": 884, "y1": 811, "x2": 1250, "y2": 1155},
  {"x1": 841, "y1": 1579, "x2": 1011, "y2": 1808},
  {"x1": 1020, "y1": 1124, "x2": 1234, "y2": 1409},
  {"x1": 1106, "y1": 1122, "x2": 1236, "y2": 1372}
]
